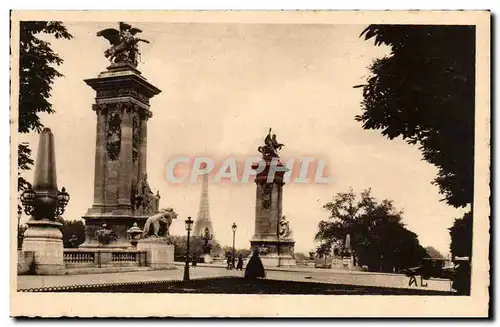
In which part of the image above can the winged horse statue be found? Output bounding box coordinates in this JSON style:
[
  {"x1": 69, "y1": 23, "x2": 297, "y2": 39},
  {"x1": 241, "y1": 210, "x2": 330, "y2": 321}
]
[{"x1": 96, "y1": 22, "x2": 150, "y2": 67}]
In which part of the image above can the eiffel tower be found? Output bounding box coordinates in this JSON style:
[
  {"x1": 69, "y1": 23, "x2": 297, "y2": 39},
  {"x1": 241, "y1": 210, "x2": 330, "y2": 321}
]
[{"x1": 193, "y1": 170, "x2": 214, "y2": 237}]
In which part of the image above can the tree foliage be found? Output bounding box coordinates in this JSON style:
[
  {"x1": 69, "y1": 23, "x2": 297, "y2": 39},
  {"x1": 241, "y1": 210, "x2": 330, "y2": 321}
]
[
  {"x1": 449, "y1": 212, "x2": 473, "y2": 259},
  {"x1": 56, "y1": 217, "x2": 86, "y2": 248},
  {"x1": 449, "y1": 211, "x2": 472, "y2": 295},
  {"x1": 355, "y1": 25, "x2": 475, "y2": 208},
  {"x1": 17, "y1": 22, "x2": 73, "y2": 219},
  {"x1": 221, "y1": 246, "x2": 251, "y2": 258},
  {"x1": 424, "y1": 246, "x2": 445, "y2": 259},
  {"x1": 171, "y1": 235, "x2": 223, "y2": 259},
  {"x1": 294, "y1": 252, "x2": 309, "y2": 262},
  {"x1": 315, "y1": 188, "x2": 427, "y2": 272}
]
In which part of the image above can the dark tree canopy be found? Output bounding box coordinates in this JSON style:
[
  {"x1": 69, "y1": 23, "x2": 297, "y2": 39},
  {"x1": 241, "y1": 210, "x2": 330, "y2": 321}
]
[
  {"x1": 315, "y1": 188, "x2": 427, "y2": 272},
  {"x1": 55, "y1": 217, "x2": 86, "y2": 248},
  {"x1": 294, "y1": 252, "x2": 309, "y2": 262},
  {"x1": 222, "y1": 246, "x2": 251, "y2": 258},
  {"x1": 355, "y1": 25, "x2": 475, "y2": 208},
  {"x1": 171, "y1": 235, "x2": 223, "y2": 259},
  {"x1": 17, "y1": 21, "x2": 72, "y2": 219},
  {"x1": 19, "y1": 21, "x2": 73, "y2": 133},
  {"x1": 425, "y1": 246, "x2": 445, "y2": 259},
  {"x1": 449, "y1": 212, "x2": 473, "y2": 259}
]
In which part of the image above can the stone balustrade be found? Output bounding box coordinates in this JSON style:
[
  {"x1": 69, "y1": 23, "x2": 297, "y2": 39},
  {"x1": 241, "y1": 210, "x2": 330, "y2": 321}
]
[
  {"x1": 18, "y1": 242, "x2": 172, "y2": 275},
  {"x1": 64, "y1": 251, "x2": 95, "y2": 265},
  {"x1": 63, "y1": 248, "x2": 147, "y2": 269}
]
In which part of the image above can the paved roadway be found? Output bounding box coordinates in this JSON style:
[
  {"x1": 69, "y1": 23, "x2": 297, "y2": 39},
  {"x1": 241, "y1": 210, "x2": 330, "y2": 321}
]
[{"x1": 17, "y1": 264, "x2": 453, "y2": 292}]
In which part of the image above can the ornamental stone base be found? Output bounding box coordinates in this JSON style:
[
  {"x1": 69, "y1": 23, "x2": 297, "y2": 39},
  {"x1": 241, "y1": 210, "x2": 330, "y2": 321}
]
[
  {"x1": 203, "y1": 254, "x2": 213, "y2": 264},
  {"x1": 259, "y1": 254, "x2": 297, "y2": 267},
  {"x1": 80, "y1": 215, "x2": 151, "y2": 249},
  {"x1": 137, "y1": 238, "x2": 175, "y2": 270},
  {"x1": 21, "y1": 220, "x2": 65, "y2": 275},
  {"x1": 250, "y1": 238, "x2": 296, "y2": 267}
]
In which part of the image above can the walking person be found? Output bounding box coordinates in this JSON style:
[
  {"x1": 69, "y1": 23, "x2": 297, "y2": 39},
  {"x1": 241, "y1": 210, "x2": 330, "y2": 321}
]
[
  {"x1": 236, "y1": 255, "x2": 244, "y2": 271},
  {"x1": 226, "y1": 252, "x2": 233, "y2": 270},
  {"x1": 245, "y1": 250, "x2": 266, "y2": 279}
]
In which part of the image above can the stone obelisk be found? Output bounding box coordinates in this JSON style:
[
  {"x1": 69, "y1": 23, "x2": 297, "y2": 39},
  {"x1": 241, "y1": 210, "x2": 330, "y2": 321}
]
[
  {"x1": 250, "y1": 128, "x2": 296, "y2": 267},
  {"x1": 81, "y1": 23, "x2": 162, "y2": 248},
  {"x1": 21, "y1": 128, "x2": 66, "y2": 275}
]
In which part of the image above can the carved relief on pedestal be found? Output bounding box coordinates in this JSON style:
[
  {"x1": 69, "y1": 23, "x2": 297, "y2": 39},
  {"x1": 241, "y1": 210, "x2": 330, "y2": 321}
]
[
  {"x1": 92, "y1": 103, "x2": 110, "y2": 115},
  {"x1": 261, "y1": 183, "x2": 273, "y2": 210},
  {"x1": 132, "y1": 115, "x2": 140, "y2": 162},
  {"x1": 96, "y1": 89, "x2": 150, "y2": 105},
  {"x1": 106, "y1": 113, "x2": 122, "y2": 161}
]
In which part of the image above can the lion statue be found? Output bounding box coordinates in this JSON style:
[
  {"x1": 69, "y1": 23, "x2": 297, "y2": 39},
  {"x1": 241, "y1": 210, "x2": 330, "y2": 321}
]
[{"x1": 142, "y1": 208, "x2": 178, "y2": 238}]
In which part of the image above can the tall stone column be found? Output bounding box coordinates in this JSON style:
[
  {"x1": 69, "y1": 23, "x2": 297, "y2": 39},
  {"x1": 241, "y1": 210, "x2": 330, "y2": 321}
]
[
  {"x1": 250, "y1": 151, "x2": 296, "y2": 267},
  {"x1": 92, "y1": 110, "x2": 106, "y2": 209},
  {"x1": 138, "y1": 115, "x2": 148, "y2": 178},
  {"x1": 117, "y1": 104, "x2": 133, "y2": 212},
  {"x1": 82, "y1": 64, "x2": 161, "y2": 248}
]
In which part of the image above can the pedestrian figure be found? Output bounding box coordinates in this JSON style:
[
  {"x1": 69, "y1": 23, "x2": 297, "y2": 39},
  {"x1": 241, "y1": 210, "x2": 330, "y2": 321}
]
[
  {"x1": 244, "y1": 250, "x2": 266, "y2": 279},
  {"x1": 226, "y1": 252, "x2": 233, "y2": 270},
  {"x1": 237, "y1": 255, "x2": 244, "y2": 271}
]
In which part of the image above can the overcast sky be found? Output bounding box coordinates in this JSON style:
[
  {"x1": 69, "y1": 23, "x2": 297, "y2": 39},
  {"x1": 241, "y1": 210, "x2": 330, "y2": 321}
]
[{"x1": 18, "y1": 22, "x2": 467, "y2": 255}]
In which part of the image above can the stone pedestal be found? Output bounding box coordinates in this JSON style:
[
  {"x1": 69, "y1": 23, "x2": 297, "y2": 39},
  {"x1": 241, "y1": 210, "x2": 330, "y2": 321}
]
[
  {"x1": 81, "y1": 216, "x2": 150, "y2": 249},
  {"x1": 330, "y1": 256, "x2": 357, "y2": 270},
  {"x1": 250, "y1": 238, "x2": 297, "y2": 267},
  {"x1": 81, "y1": 64, "x2": 161, "y2": 247},
  {"x1": 259, "y1": 254, "x2": 297, "y2": 267},
  {"x1": 137, "y1": 238, "x2": 175, "y2": 270},
  {"x1": 250, "y1": 158, "x2": 296, "y2": 267},
  {"x1": 203, "y1": 253, "x2": 213, "y2": 264},
  {"x1": 21, "y1": 220, "x2": 65, "y2": 275}
]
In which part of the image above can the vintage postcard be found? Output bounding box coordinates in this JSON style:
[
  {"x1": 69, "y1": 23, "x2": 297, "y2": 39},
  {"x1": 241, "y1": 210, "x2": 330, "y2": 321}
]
[{"x1": 10, "y1": 10, "x2": 490, "y2": 317}]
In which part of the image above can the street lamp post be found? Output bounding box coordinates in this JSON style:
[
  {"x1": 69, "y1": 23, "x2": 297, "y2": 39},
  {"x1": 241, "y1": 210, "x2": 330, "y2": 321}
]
[
  {"x1": 231, "y1": 223, "x2": 237, "y2": 267},
  {"x1": 183, "y1": 216, "x2": 194, "y2": 281}
]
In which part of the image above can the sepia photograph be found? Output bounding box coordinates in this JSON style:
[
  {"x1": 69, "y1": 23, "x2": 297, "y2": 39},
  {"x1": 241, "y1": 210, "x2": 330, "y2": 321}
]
[{"x1": 9, "y1": 10, "x2": 490, "y2": 317}]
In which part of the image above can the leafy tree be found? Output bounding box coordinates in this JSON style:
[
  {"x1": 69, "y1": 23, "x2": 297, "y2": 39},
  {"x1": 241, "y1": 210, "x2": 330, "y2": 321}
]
[
  {"x1": 294, "y1": 252, "x2": 308, "y2": 261},
  {"x1": 315, "y1": 188, "x2": 427, "y2": 272},
  {"x1": 235, "y1": 248, "x2": 251, "y2": 258},
  {"x1": 221, "y1": 246, "x2": 251, "y2": 258},
  {"x1": 17, "y1": 22, "x2": 73, "y2": 220},
  {"x1": 315, "y1": 243, "x2": 332, "y2": 258},
  {"x1": 449, "y1": 212, "x2": 473, "y2": 260},
  {"x1": 449, "y1": 212, "x2": 473, "y2": 295},
  {"x1": 171, "y1": 235, "x2": 222, "y2": 259},
  {"x1": 355, "y1": 25, "x2": 475, "y2": 209},
  {"x1": 425, "y1": 246, "x2": 445, "y2": 259},
  {"x1": 55, "y1": 217, "x2": 86, "y2": 248}
]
